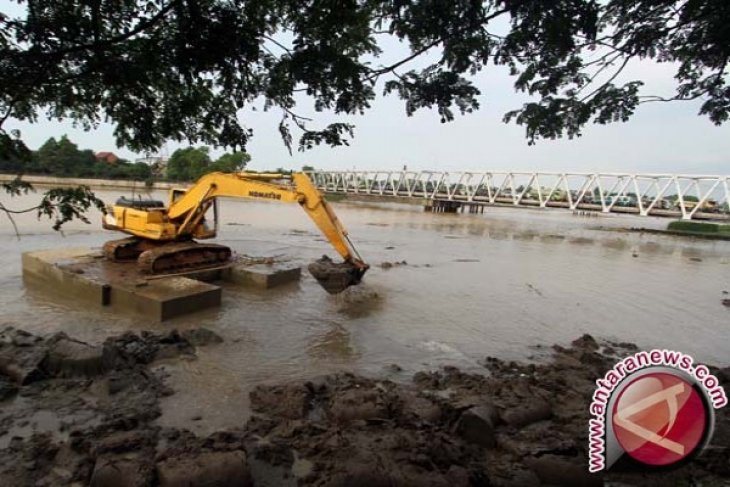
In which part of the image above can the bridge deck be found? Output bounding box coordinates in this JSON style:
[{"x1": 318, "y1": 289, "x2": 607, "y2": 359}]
[{"x1": 308, "y1": 171, "x2": 730, "y2": 221}]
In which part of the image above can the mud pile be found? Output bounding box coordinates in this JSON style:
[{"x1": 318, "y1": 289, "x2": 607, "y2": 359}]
[
  {"x1": 245, "y1": 336, "x2": 729, "y2": 486},
  {"x1": 379, "y1": 260, "x2": 408, "y2": 269},
  {"x1": 0, "y1": 329, "x2": 728, "y2": 486},
  {"x1": 307, "y1": 255, "x2": 367, "y2": 294},
  {"x1": 0, "y1": 327, "x2": 222, "y2": 486}
]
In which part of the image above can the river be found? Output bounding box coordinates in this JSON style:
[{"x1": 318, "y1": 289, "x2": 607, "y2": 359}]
[{"x1": 0, "y1": 188, "x2": 728, "y2": 435}]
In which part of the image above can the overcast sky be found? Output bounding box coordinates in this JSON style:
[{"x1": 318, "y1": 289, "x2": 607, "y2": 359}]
[{"x1": 3, "y1": 2, "x2": 729, "y2": 175}]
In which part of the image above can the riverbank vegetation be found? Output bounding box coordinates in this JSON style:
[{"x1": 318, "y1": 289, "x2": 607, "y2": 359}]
[
  {"x1": 667, "y1": 221, "x2": 730, "y2": 237},
  {"x1": 0, "y1": 136, "x2": 259, "y2": 184},
  {"x1": 166, "y1": 147, "x2": 250, "y2": 182},
  {"x1": 0, "y1": 136, "x2": 152, "y2": 181}
]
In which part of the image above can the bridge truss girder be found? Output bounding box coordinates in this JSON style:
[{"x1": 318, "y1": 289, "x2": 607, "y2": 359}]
[{"x1": 307, "y1": 171, "x2": 730, "y2": 221}]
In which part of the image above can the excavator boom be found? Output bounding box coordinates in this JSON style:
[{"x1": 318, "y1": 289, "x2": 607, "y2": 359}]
[{"x1": 102, "y1": 172, "x2": 368, "y2": 293}]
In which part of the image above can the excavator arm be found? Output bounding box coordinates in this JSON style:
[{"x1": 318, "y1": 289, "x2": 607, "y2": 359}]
[{"x1": 165, "y1": 172, "x2": 368, "y2": 292}]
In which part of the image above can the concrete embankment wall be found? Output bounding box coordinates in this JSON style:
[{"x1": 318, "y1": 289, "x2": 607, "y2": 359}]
[{"x1": 0, "y1": 174, "x2": 188, "y2": 191}]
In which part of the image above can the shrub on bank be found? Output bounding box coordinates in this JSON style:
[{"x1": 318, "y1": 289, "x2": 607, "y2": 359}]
[{"x1": 667, "y1": 221, "x2": 730, "y2": 235}]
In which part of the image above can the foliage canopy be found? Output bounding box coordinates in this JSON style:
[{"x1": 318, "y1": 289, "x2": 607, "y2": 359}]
[
  {"x1": 0, "y1": 0, "x2": 728, "y2": 156},
  {"x1": 166, "y1": 147, "x2": 250, "y2": 181}
]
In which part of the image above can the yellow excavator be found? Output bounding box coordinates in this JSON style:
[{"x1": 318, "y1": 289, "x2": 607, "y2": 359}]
[{"x1": 101, "y1": 172, "x2": 368, "y2": 293}]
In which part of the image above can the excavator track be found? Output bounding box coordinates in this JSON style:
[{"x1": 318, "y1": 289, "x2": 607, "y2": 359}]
[
  {"x1": 103, "y1": 237, "x2": 148, "y2": 261},
  {"x1": 137, "y1": 241, "x2": 232, "y2": 274}
]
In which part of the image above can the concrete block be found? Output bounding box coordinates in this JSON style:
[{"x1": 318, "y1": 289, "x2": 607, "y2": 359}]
[
  {"x1": 22, "y1": 249, "x2": 108, "y2": 306},
  {"x1": 22, "y1": 248, "x2": 302, "y2": 320},
  {"x1": 111, "y1": 278, "x2": 221, "y2": 321},
  {"x1": 224, "y1": 262, "x2": 301, "y2": 289},
  {"x1": 22, "y1": 248, "x2": 222, "y2": 321}
]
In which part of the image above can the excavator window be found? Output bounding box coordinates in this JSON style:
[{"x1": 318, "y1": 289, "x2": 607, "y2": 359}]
[
  {"x1": 171, "y1": 189, "x2": 187, "y2": 203},
  {"x1": 115, "y1": 197, "x2": 165, "y2": 209}
]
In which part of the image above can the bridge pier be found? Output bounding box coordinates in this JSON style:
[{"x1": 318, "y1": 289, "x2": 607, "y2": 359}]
[
  {"x1": 425, "y1": 200, "x2": 459, "y2": 213},
  {"x1": 463, "y1": 203, "x2": 485, "y2": 214},
  {"x1": 425, "y1": 200, "x2": 485, "y2": 214}
]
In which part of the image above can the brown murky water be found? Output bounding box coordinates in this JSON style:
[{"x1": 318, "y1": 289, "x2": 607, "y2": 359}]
[{"x1": 1, "y1": 188, "x2": 728, "y2": 434}]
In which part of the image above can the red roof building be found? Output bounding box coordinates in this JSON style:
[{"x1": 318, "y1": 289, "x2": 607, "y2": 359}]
[{"x1": 96, "y1": 152, "x2": 119, "y2": 164}]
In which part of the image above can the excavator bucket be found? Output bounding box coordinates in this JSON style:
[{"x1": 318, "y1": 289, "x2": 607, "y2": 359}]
[{"x1": 308, "y1": 255, "x2": 368, "y2": 294}]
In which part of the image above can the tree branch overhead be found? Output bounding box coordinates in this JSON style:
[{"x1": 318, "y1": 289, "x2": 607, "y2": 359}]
[{"x1": 0, "y1": 0, "x2": 727, "y2": 151}]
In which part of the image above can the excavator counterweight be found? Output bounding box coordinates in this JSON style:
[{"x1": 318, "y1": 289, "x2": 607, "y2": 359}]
[{"x1": 101, "y1": 172, "x2": 368, "y2": 293}]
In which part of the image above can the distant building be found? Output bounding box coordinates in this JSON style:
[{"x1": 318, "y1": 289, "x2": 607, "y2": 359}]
[{"x1": 96, "y1": 151, "x2": 119, "y2": 164}]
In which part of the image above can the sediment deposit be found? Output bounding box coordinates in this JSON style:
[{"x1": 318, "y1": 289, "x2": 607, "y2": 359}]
[{"x1": 0, "y1": 328, "x2": 727, "y2": 486}]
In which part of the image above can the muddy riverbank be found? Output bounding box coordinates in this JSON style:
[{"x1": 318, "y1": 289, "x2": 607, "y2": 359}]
[
  {"x1": 2, "y1": 190, "x2": 729, "y2": 439},
  {"x1": 0, "y1": 326, "x2": 727, "y2": 486}
]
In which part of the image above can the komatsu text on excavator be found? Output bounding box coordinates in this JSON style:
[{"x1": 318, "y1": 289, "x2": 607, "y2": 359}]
[{"x1": 101, "y1": 172, "x2": 368, "y2": 294}]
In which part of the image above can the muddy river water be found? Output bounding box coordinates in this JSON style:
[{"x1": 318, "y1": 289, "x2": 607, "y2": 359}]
[{"x1": 0, "y1": 188, "x2": 728, "y2": 435}]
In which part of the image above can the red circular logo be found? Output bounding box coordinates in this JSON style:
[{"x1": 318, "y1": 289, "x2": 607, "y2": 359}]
[{"x1": 611, "y1": 372, "x2": 707, "y2": 466}]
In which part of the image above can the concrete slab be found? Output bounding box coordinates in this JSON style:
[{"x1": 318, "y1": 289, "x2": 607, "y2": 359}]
[
  {"x1": 22, "y1": 249, "x2": 221, "y2": 321},
  {"x1": 224, "y1": 262, "x2": 301, "y2": 289},
  {"x1": 111, "y1": 278, "x2": 221, "y2": 321},
  {"x1": 22, "y1": 248, "x2": 110, "y2": 307},
  {"x1": 22, "y1": 248, "x2": 303, "y2": 320}
]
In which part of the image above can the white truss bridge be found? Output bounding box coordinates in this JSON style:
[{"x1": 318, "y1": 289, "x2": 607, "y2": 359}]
[{"x1": 308, "y1": 171, "x2": 730, "y2": 221}]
